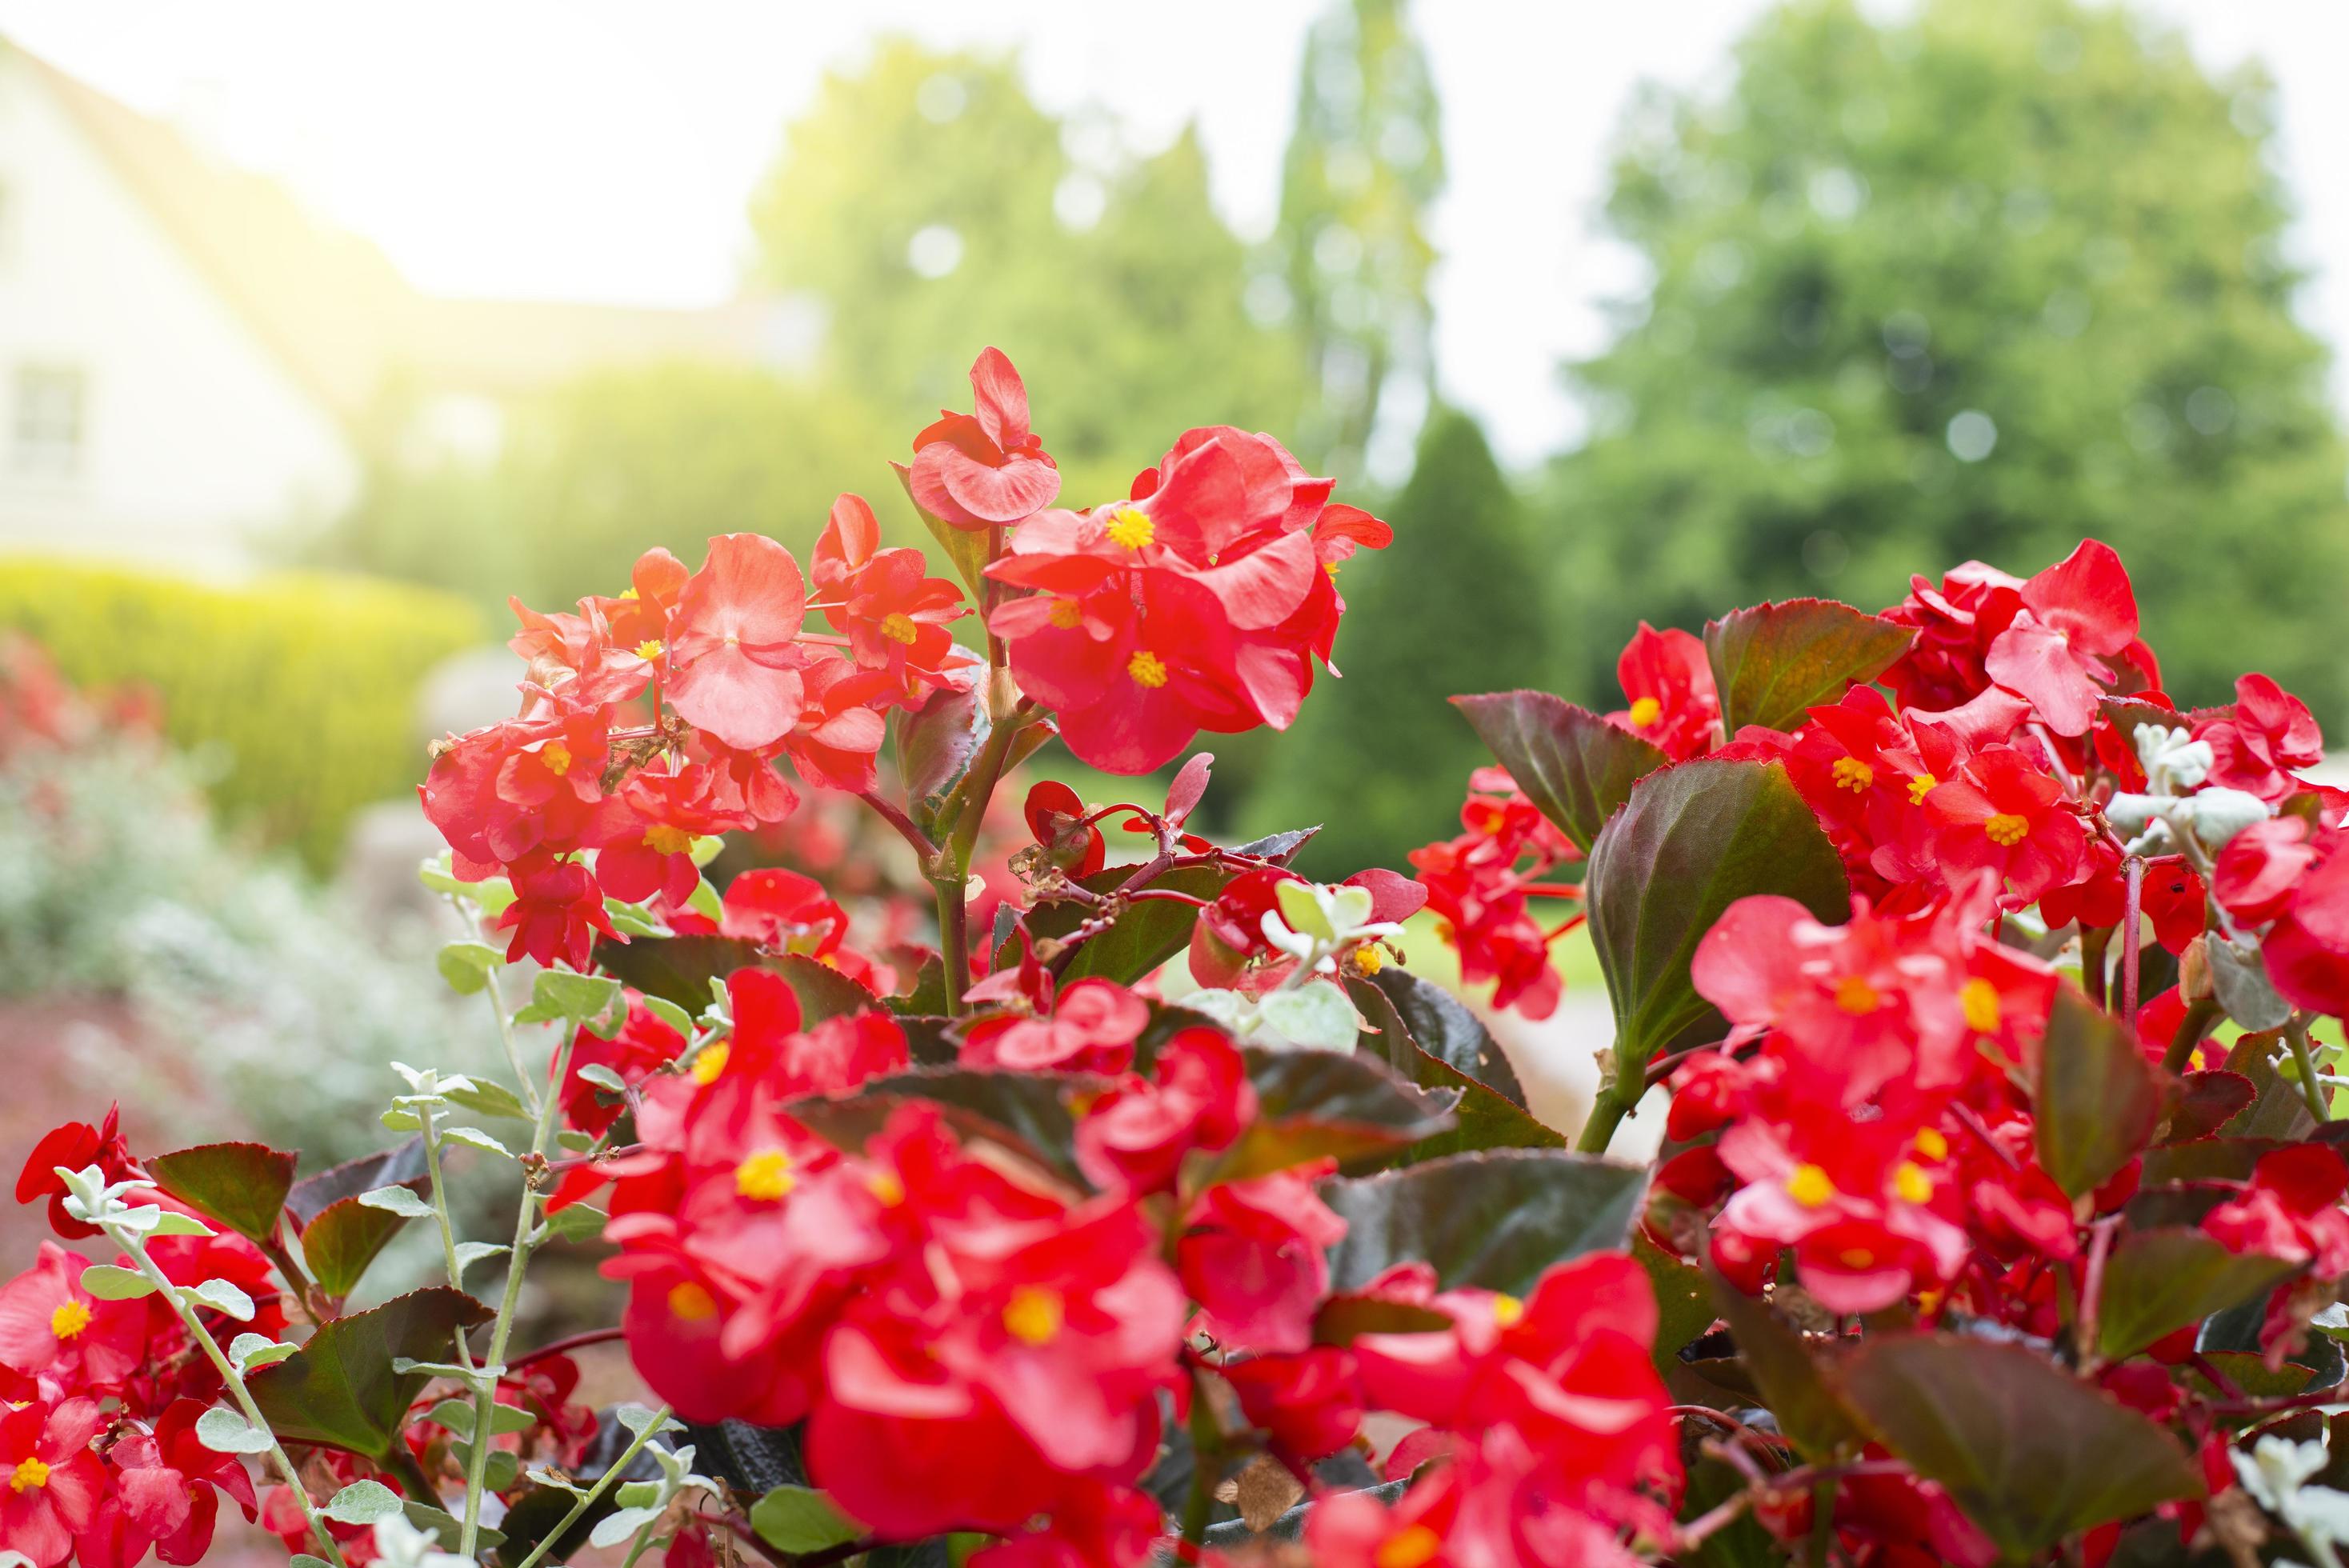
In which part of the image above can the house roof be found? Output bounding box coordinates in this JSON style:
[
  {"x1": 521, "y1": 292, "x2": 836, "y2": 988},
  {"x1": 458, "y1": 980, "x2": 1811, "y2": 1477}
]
[{"x1": 18, "y1": 42, "x2": 771, "y2": 422}]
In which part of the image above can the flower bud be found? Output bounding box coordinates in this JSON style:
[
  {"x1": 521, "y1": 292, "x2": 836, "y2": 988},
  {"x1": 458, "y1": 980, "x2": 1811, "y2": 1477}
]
[{"x1": 2180, "y1": 934, "x2": 2213, "y2": 1002}]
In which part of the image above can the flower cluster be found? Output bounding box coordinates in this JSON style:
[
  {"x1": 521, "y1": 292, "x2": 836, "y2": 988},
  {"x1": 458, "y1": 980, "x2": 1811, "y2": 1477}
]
[
  {"x1": 1409, "y1": 765, "x2": 1581, "y2": 1018},
  {"x1": 984, "y1": 425, "x2": 1391, "y2": 774},
  {"x1": 1, "y1": 1117, "x2": 270, "y2": 1568}
]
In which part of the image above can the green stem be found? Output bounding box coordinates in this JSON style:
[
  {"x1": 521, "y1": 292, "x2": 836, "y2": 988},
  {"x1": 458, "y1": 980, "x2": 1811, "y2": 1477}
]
[
  {"x1": 1179, "y1": 1374, "x2": 1223, "y2": 1547},
  {"x1": 2162, "y1": 995, "x2": 2223, "y2": 1074},
  {"x1": 459, "y1": 1028, "x2": 578, "y2": 1558},
  {"x1": 505, "y1": 1404, "x2": 674, "y2": 1568},
  {"x1": 2079, "y1": 926, "x2": 2111, "y2": 1013},
  {"x1": 110, "y1": 1218, "x2": 348, "y2": 1568},
  {"x1": 2288, "y1": 1017, "x2": 2331, "y2": 1122},
  {"x1": 482, "y1": 960, "x2": 542, "y2": 1119},
  {"x1": 1575, "y1": 1073, "x2": 1639, "y2": 1154},
  {"x1": 935, "y1": 874, "x2": 972, "y2": 1017},
  {"x1": 418, "y1": 1103, "x2": 470, "y2": 1298}
]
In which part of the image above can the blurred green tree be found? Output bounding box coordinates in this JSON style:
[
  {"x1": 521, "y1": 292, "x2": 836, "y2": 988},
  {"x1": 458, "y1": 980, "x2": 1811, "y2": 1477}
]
[
  {"x1": 750, "y1": 38, "x2": 1307, "y2": 506},
  {"x1": 323, "y1": 363, "x2": 887, "y2": 616},
  {"x1": 1546, "y1": 0, "x2": 2349, "y2": 716},
  {"x1": 1276, "y1": 0, "x2": 1445, "y2": 477},
  {"x1": 1246, "y1": 408, "x2": 1547, "y2": 874}
]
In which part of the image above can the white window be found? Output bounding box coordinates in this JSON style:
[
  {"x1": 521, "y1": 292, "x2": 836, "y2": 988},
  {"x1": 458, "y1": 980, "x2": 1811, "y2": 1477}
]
[{"x1": 13, "y1": 366, "x2": 86, "y2": 475}]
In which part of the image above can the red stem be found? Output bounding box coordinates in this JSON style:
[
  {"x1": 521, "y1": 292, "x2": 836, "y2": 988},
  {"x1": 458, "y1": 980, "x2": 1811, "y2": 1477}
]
[
  {"x1": 2121, "y1": 855, "x2": 2144, "y2": 1030},
  {"x1": 504, "y1": 1326, "x2": 626, "y2": 1374},
  {"x1": 855, "y1": 789, "x2": 940, "y2": 862}
]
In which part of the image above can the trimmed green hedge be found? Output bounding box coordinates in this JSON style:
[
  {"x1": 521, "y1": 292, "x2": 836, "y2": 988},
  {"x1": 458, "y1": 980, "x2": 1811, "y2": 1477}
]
[{"x1": 0, "y1": 560, "x2": 484, "y2": 866}]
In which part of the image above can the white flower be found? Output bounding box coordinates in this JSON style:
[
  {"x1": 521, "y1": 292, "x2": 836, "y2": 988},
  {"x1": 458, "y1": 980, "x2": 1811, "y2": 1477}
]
[
  {"x1": 370, "y1": 1514, "x2": 475, "y2": 1567},
  {"x1": 2136, "y1": 723, "x2": 2214, "y2": 791}
]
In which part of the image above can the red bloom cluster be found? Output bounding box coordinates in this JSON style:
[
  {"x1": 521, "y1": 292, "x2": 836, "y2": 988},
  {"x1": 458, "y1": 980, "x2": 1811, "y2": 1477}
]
[
  {"x1": 984, "y1": 422, "x2": 1391, "y2": 773},
  {"x1": 1410, "y1": 766, "x2": 1581, "y2": 1018},
  {"x1": 0, "y1": 1119, "x2": 275, "y2": 1568},
  {"x1": 424, "y1": 521, "x2": 968, "y2": 968},
  {"x1": 1676, "y1": 880, "x2": 2067, "y2": 1313},
  {"x1": 1297, "y1": 1255, "x2": 1679, "y2": 1567}
]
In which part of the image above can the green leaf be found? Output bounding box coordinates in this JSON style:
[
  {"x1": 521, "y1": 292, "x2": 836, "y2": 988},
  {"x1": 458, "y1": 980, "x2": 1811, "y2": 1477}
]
[
  {"x1": 1703, "y1": 598, "x2": 1916, "y2": 734},
  {"x1": 286, "y1": 1141, "x2": 430, "y2": 1300},
  {"x1": 2095, "y1": 1227, "x2": 2300, "y2": 1361},
  {"x1": 896, "y1": 676, "x2": 990, "y2": 835},
  {"x1": 439, "y1": 1127, "x2": 513, "y2": 1159},
  {"x1": 442, "y1": 1077, "x2": 532, "y2": 1124},
  {"x1": 1310, "y1": 1293, "x2": 1457, "y2": 1345},
  {"x1": 182, "y1": 1278, "x2": 255, "y2": 1321},
  {"x1": 537, "y1": 1203, "x2": 609, "y2": 1245},
  {"x1": 515, "y1": 968, "x2": 625, "y2": 1030},
  {"x1": 1631, "y1": 1230, "x2": 1713, "y2": 1374},
  {"x1": 750, "y1": 1484, "x2": 865, "y2": 1554},
  {"x1": 246, "y1": 1287, "x2": 494, "y2": 1462},
  {"x1": 594, "y1": 936, "x2": 878, "y2": 1026},
  {"x1": 1006, "y1": 862, "x2": 1235, "y2": 986},
  {"x1": 1584, "y1": 758, "x2": 1849, "y2": 1079},
  {"x1": 1198, "y1": 1046, "x2": 1459, "y2": 1186},
  {"x1": 2036, "y1": 988, "x2": 2166, "y2": 1198},
  {"x1": 322, "y1": 1479, "x2": 406, "y2": 1526},
  {"x1": 1319, "y1": 1149, "x2": 1647, "y2": 1297},
  {"x1": 1356, "y1": 966, "x2": 1526, "y2": 1108},
  {"x1": 1253, "y1": 982, "x2": 1361, "y2": 1051},
  {"x1": 194, "y1": 1406, "x2": 275, "y2": 1454},
  {"x1": 435, "y1": 940, "x2": 503, "y2": 996},
  {"x1": 424, "y1": 1398, "x2": 537, "y2": 1441},
  {"x1": 1347, "y1": 973, "x2": 1567, "y2": 1165},
  {"x1": 231, "y1": 1333, "x2": 298, "y2": 1372},
  {"x1": 1833, "y1": 1335, "x2": 2203, "y2": 1559},
  {"x1": 146, "y1": 1142, "x2": 298, "y2": 1244},
  {"x1": 359, "y1": 1186, "x2": 436, "y2": 1219},
  {"x1": 1709, "y1": 1271, "x2": 1866, "y2": 1459},
  {"x1": 78, "y1": 1263, "x2": 156, "y2": 1301},
  {"x1": 787, "y1": 1068, "x2": 1100, "y2": 1188},
  {"x1": 1451, "y1": 690, "x2": 1667, "y2": 853},
  {"x1": 890, "y1": 458, "x2": 992, "y2": 603}
]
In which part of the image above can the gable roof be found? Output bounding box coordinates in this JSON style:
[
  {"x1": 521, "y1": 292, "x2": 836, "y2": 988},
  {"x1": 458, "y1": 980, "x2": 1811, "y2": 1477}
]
[{"x1": 17, "y1": 42, "x2": 770, "y2": 422}]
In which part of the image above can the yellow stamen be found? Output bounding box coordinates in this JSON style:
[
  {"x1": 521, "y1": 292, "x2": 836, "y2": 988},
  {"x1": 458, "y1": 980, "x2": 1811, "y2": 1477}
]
[
  {"x1": 1907, "y1": 773, "x2": 1937, "y2": 805},
  {"x1": 9, "y1": 1458, "x2": 49, "y2": 1494},
  {"x1": 1106, "y1": 507, "x2": 1155, "y2": 550},
  {"x1": 1834, "y1": 974, "x2": 1881, "y2": 1015},
  {"x1": 49, "y1": 1301, "x2": 90, "y2": 1340},
  {"x1": 1787, "y1": 1163, "x2": 1837, "y2": 1209},
  {"x1": 1003, "y1": 1286, "x2": 1064, "y2": 1346},
  {"x1": 643, "y1": 824, "x2": 695, "y2": 857},
  {"x1": 1128, "y1": 650, "x2": 1170, "y2": 689},
  {"x1": 1831, "y1": 757, "x2": 1875, "y2": 792},
  {"x1": 1984, "y1": 812, "x2": 2031, "y2": 847},
  {"x1": 541, "y1": 740, "x2": 573, "y2": 776},
  {"x1": 866, "y1": 1169, "x2": 906, "y2": 1207},
  {"x1": 1960, "y1": 978, "x2": 2002, "y2": 1034},
  {"x1": 1491, "y1": 1293, "x2": 1524, "y2": 1327},
  {"x1": 635, "y1": 639, "x2": 663, "y2": 661},
  {"x1": 879, "y1": 611, "x2": 920, "y2": 646},
  {"x1": 1839, "y1": 1248, "x2": 1877, "y2": 1270},
  {"x1": 690, "y1": 1041, "x2": 731, "y2": 1085},
  {"x1": 1353, "y1": 945, "x2": 1387, "y2": 976},
  {"x1": 1913, "y1": 1127, "x2": 1950, "y2": 1161},
  {"x1": 1048, "y1": 598, "x2": 1082, "y2": 630},
  {"x1": 666, "y1": 1282, "x2": 718, "y2": 1322},
  {"x1": 734, "y1": 1149, "x2": 796, "y2": 1202},
  {"x1": 1627, "y1": 696, "x2": 1663, "y2": 728},
  {"x1": 1893, "y1": 1162, "x2": 1934, "y2": 1205},
  {"x1": 1376, "y1": 1526, "x2": 1443, "y2": 1568}
]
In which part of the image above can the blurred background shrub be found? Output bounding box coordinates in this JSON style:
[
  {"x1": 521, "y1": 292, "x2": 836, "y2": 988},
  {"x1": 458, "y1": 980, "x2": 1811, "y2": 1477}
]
[{"x1": 0, "y1": 562, "x2": 480, "y2": 865}]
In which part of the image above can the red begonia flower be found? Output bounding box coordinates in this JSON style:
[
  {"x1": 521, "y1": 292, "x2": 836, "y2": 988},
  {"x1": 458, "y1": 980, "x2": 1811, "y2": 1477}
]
[
  {"x1": 665, "y1": 532, "x2": 810, "y2": 750},
  {"x1": 0, "y1": 1396, "x2": 106, "y2": 1568},
  {"x1": 1608, "y1": 622, "x2": 1719, "y2": 759},
  {"x1": 907, "y1": 348, "x2": 1060, "y2": 528}
]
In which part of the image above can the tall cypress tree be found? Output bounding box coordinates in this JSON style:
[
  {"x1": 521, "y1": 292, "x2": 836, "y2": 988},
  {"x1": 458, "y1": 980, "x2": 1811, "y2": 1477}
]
[{"x1": 1247, "y1": 408, "x2": 1547, "y2": 875}]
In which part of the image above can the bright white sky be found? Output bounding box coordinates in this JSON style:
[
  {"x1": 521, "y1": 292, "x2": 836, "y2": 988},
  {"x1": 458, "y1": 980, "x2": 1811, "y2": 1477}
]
[{"x1": 5, "y1": 0, "x2": 2344, "y2": 466}]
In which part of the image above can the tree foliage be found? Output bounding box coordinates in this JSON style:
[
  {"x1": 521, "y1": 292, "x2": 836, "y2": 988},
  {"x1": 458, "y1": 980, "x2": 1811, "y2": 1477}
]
[
  {"x1": 1247, "y1": 409, "x2": 1547, "y2": 874},
  {"x1": 1276, "y1": 0, "x2": 1446, "y2": 474},
  {"x1": 750, "y1": 38, "x2": 1307, "y2": 506},
  {"x1": 1546, "y1": 0, "x2": 2349, "y2": 716}
]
